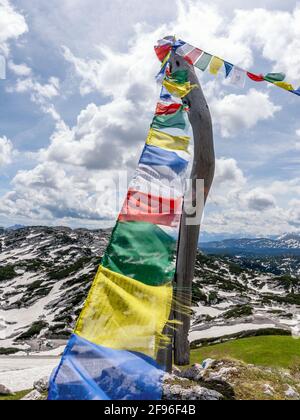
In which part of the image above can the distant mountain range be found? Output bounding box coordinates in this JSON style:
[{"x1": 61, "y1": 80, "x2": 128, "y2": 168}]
[
  {"x1": 1, "y1": 225, "x2": 300, "y2": 257},
  {"x1": 202, "y1": 233, "x2": 300, "y2": 256},
  {"x1": 0, "y1": 224, "x2": 26, "y2": 231}
]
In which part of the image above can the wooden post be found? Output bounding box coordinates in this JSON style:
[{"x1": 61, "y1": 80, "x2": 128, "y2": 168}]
[
  {"x1": 171, "y1": 55, "x2": 215, "y2": 366},
  {"x1": 156, "y1": 312, "x2": 174, "y2": 372}
]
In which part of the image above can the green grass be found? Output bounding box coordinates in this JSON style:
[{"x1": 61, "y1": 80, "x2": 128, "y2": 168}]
[
  {"x1": 0, "y1": 390, "x2": 32, "y2": 401},
  {"x1": 190, "y1": 336, "x2": 300, "y2": 369}
]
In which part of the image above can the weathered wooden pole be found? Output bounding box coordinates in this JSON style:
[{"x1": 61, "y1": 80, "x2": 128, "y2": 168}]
[
  {"x1": 172, "y1": 55, "x2": 215, "y2": 366},
  {"x1": 156, "y1": 51, "x2": 215, "y2": 371}
]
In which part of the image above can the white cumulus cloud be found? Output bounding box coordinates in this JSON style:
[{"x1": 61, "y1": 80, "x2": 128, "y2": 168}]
[
  {"x1": 214, "y1": 158, "x2": 246, "y2": 187},
  {"x1": 0, "y1": 136, "x2": 13, "y2": 167},
  {"x1": 0, "y1": 0, "x2": 28, "y2": 55},
  {"x1": 244, "y1": 188, "x2": 277, "y2": 211},
  {"x1": 7, "y1": 75, "x2": 61, "y2": 121},
  {"x1": 211, "y1": 89, "x2": 281, "y2": 138},
  {"x1": 8, "y1": 60, "x2": 32, "y2": 76}
]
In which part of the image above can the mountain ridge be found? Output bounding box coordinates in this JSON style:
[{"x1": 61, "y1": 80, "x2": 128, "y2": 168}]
[{"x1": 201, "y1": 233, "x2": 300, "y2": 256}]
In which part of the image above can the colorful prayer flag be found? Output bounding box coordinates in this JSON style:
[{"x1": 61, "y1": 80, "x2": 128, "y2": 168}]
[
  {"x1": 132, "y1": 164, "x2": 186, "y2": 199},
  {"x1": 184, "y1": 48, "x2": 203, "y2": 65},
  {"x1": 119, "y1": 189, "x2": 182, "y2": 227},
  {"x1": 49, "y1": 36, "x2": 193, "y2": 401},
  {"x1": 75, "y1": 264, "x2": 173, "y2": 350},
  {"x1": 176, "y1": 43, "x2": 194, "y2": 58},
  {"x1": 274, "y1": 81, "x2": 294, "y2": 91},
  {"x1": 48, "y1": 334, "x2": 164, "y2": 401},
  {"x1": 160, "y1": 86, "x2": 172, "y2": 101},
  {"x1": 168, "y1": 70, "x2": 189, "y2": 84},
  {"x1": 163, "y1": 79, "x2": 197, "y2": 98},
  {"x1": 101, "y1": 222, "x2": 177, "y2": 286},
  {"x1": 161, "y1": 51, "x2": 172, "y2": 69},
  {"x1": 194, "y1": 52, "x2": 212, "y2": 71},
  {"x1": 170, "y1": 39, "x2": 299, "y2": 97},
  {"x1": 146, "y1": 128, "x2": 190, "y2": 153},
  {"x1": 229, "y1": 66, "x2": 246, "y2": 88},
  {"x1": 209, "y1": 56, "x2": 224, "y2": 75},
  {"x1": 292, "y1": 87, "x2": 300, "y2": 96},
  {"x1": 247, "y1": 72, "x2": 265, "y2": 82},
  {"x1": 151, "y1": 110, "x2": 187, "y2": 131},
  {"x1": 173, "y1": 39, "x2": 185, "y2": 50},
  {"x1": 155, "y1": 103, "x2": 182, "y2": 116},
  {"x1": 139, "y1": 145, "x2": 188, "y2": 175},
  {"x1": 264, "y1": 72, "x2": 286, "y2": 83},
  {"x1": 154, "y1": 43, "x2": 172, "y2": 62},
  {"x1": 224, "y1": 61, "x2": 234, "y2": 78},
  {"x1": 156, "y1": 62, "x2": 168, "y2": 84}
]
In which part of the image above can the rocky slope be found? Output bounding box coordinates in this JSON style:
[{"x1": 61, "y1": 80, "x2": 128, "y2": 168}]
[
  {"x1": 165, "y1": 359, "x2": 300, "y2": 400},
  {"x1": 190, "y1": 253, "x2": 300, "y2": 345},
  {"x1": 3, "y1": 358, "x2": 299, "y2": 400},
  {"x1": 0, "y1": 227, "x2": 299, "y2": 354},
  {"x1": 0, "y1": 226, "x2": 110, "y2": 353}
]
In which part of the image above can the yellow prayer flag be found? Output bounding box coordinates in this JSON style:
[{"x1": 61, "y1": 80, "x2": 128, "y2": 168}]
[
  {"x1": 75, "y1": 266, "x2": 173, "y2": 358},
  {"x1": 146, "y1": 128, "x2": 190, "y2": 153},
  {"x1": 209, "y1": 56, "x2": 224, "y2": 75},
  {"x1": 163, "y1": 79, "x2": 197, "y2": 98},
  {"x1": 161, "y1": 50, "x2": 171, "y2": 68},
  {"x1": 274, "y1": 81, "x2": 294, "y2": 91}
]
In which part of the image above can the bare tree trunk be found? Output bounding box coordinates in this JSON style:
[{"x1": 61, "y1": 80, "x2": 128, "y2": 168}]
[{"x1": 172, "y1": 55, "x2": 215, "y2": 366}]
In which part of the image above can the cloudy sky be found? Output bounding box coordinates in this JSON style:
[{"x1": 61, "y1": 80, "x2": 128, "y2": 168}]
[{"x1": 0, "y1": 0, "x2": 299, "y2": 239}]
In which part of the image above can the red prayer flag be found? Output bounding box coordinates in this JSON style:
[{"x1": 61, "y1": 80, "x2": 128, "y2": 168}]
[
  {"x1": 154, "y1": 44, "x2": 172, "y2": 62},
  {"x1": 185, "y1": 48, "x2": 203, "y2": 65},
  {"x1": 247, "y1": 72, "x2": 265, "y2": 82},
  {"x1": 119, "y1": 189, "x2": 182, "y2": 227},
  {"x1": 155, "y1": 102, "x2": 182, "y2": 116}
]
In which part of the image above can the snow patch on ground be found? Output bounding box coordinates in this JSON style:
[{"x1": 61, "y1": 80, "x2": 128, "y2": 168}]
[
  {"x1": 189, "y1": 323, "x2": 277, "y2": 342},
  {"x1": 0, "y1": 357, "x2": 59, "y2": 392},
  {"x1": 193, "y1": 303, "x2": 225, "y2": 317}
]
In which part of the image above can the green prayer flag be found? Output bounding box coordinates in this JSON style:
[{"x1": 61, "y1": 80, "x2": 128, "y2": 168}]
[
  {"x1": 151, "y1": 109, "x2": 187, "y2": 131},
  {"x1": 264, "y1": 72, "x2": 286, "y2": 83},
  {"x1": 102, "y1": 221, "x2": 177, "y2": 286},
  {"x1": 169, "y1": 70, "x2": 189, "y2": 84},
  {"x1": 195, "y1": 52, "x2": 212, "y2": 71}
]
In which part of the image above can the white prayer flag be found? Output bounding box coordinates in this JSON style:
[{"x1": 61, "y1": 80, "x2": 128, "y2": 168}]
[
  {"x1": 229, "y1": 66, "x2": 246, "y2": 88},
  {"x1": 157, "y1": 38, "x2": 172, "y2": 46},
  {"x1": 176, "y1": 43, "x2": 194, "y2": 58}
]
